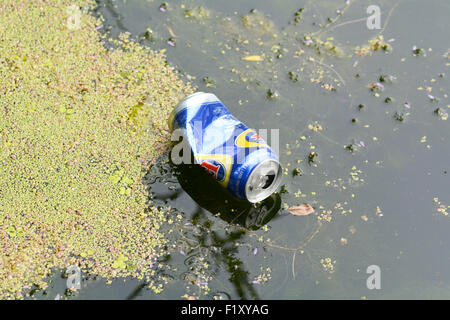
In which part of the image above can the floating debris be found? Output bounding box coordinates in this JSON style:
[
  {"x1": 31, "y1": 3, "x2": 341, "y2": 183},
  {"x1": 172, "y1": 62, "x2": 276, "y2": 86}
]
[
  {"x1": 320, "y1": 258, "x2": 336, "y2": 274},
  {"x1": 293, "y1": 8, "x2": 304, "y2": 24},
  {"x1": 345, "y1": 144, "x2": 355, "y2": 152},
  {"x1": 412, "y1": 45, "x2": 424, "y2": 55},
  {"x1": 202, "y1": 76, "x2": 216, "y2": 87},
  {"x1": 288, "y1": 71, "x2": 299, "y2": 82},
  {"x1": 434, "y1": 108, "x2": 448, "y2": 120},
  {"x1": 287, "y1": 204, "x2": 315, "y2": 216},
  {"x1": 308, "y1": 122, "x2": 323, "y2": 132},
  {"x1": 308, "y1": 151, "x2": 318, "y2": 164},
  {"x1": 167, "y1": 38, "x2": 176, "y2": 47},
  {"x1": 427, "y1": 94, "x2": 438, "y2": 102},
  {"x1": 394, "y1": 112, "x2": 405, "y2": 121},
  {"x1": 242, "y1": 9, "x2": 275, "y2": 34},
  {"x1": 167, "y1": 26, "x2": 178, "y2": 38},
  {"x1": 379, "y1": 75, "x2": 396, "y2": 83},
  {"x1": 159, "y1": 2, "x2": 168, "y2": 12},
  {"x1": 368, "y1": 82, "x2": 384, "y2": 92},
  {"x1": 292, "y1": 168, "x2": 302, "y2": 176},
  {"x1": 267, "y1": 89, "x2": 280, "y2": 99},
  {"x1": 184, "y1": 6, "x2": 210, "y2": 21},
  {"x1": 241, "y1": 55, "x2": 264, "y2": 62},
  {"x1": 355, "y1": 35, "x2": 391, "y2": 56}
]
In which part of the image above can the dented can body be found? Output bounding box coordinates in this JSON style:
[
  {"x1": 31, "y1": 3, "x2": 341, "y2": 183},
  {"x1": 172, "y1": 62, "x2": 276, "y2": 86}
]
[{"x1": 168, "y1": 92, "x2": 282, "y2": 203}]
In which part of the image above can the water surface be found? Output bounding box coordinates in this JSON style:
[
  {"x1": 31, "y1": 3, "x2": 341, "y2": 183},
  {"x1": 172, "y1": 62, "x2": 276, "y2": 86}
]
[{"x1": 39, "y1": 0, "x2": 450, "y2": 299}]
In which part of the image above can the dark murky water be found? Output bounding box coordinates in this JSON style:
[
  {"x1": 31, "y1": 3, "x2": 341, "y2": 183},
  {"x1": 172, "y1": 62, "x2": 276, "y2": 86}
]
[{"x1": 38, "y1": 0, "x2": 450, "y2": 299}]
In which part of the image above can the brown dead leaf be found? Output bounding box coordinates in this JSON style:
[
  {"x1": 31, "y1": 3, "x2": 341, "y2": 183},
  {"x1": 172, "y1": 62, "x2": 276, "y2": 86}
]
[{"x1": 288, "y1": 204, "x2": 315, "y2": 216}]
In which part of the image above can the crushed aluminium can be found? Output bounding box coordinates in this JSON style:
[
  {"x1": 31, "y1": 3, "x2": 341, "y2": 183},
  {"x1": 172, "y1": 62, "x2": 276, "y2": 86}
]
[{"x1": 168, "y1": 92, "x2": 282, "y2": 203}]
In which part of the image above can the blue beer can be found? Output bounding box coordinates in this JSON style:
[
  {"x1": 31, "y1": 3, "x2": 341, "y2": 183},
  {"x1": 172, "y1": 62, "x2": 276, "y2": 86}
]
[{"x1": 168, "y1": 92, "x2": 282, "y2": 203}]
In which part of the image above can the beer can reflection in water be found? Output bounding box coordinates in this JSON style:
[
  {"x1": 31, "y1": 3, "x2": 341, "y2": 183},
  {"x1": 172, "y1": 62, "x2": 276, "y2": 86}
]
[{"x1": 168, "y1": 92, "x2": 282, "y2": 203}]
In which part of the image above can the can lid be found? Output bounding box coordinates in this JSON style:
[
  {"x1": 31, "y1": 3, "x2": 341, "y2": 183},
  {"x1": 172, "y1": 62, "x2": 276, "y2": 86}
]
[{"x1": 245, "y1": 159, "x2": 282, "y2": 203}]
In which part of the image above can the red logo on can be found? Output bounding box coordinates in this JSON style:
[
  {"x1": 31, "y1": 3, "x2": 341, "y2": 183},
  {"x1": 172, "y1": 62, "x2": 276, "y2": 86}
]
[{"x1": 200, "y1": 160, "x2": 226, "y2": 181}]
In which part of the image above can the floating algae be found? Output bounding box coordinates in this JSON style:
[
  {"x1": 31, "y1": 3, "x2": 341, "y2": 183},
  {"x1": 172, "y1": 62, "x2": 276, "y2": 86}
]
[
  {"x1": 0, "y1": 0, "x2": 192, "y2": 298},
  {"x1": 241, "y1": 9, "x2": 275, "y2": 35},
  {"x1": 184, "y1": 6, "x2": 210, "y2": 21}
]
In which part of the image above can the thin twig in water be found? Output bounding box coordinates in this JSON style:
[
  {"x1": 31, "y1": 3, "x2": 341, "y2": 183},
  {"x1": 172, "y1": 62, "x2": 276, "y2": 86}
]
[
  {"x1": 326, "y1": 17, "x2": 368, "y2": 33},
  {"x1": 313, "y1": 59, "x2": 346, "y2": 86},
  {"x1": 264, "y1": 222, "x2": 323, "y2": 252},
  {"x1": 312, "y1": 0, "x2": 355, "y2": 37},
  {"x1": 292, "y1": 250, "x2": 297, "y2": 279},
  {"x1": 325, "y1": 3, "x2": 398, "y2": 34},
  {"x1": 379, "y1": 0, "x2": 402, "y2": 36},
  {"x1": 317, "y1": 131, "x2": 343, "y2": 146}
]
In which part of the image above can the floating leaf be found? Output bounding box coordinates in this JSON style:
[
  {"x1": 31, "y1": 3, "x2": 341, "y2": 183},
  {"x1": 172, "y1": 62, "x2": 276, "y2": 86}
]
[
  {"x1": 287, "y1": 204, "x2": 315, "y2": 216},
  {"x1": 241, "y1": 55, "x2": 264, "y2": 62},
  {"x1": 167, "y1": 26, "x2": 177, "y2": 38}
]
